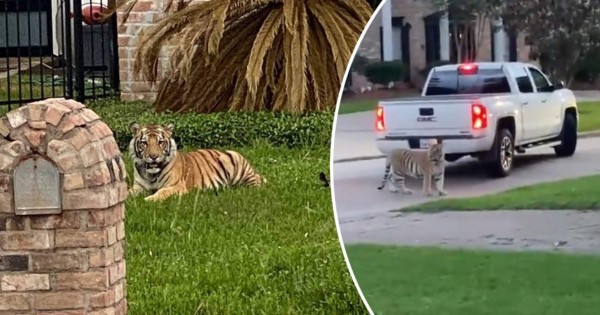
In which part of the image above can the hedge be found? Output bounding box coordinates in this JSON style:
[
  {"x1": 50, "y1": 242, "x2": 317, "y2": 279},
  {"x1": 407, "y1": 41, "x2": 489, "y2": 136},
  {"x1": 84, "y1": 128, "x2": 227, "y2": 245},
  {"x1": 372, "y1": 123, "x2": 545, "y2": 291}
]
[
  {"x1": 88, "y1": 99, "x2": 334, "y2": 150},
  {"x1": 363, "y1": 60, "x2": 404, "y2": 86}
]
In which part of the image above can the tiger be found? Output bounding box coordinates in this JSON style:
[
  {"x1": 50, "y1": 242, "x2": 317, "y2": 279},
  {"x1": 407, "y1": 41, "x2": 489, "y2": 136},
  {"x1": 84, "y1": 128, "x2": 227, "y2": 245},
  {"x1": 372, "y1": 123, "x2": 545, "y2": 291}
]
[
  {"x1": 128, "y1": 122, "x2": 265, "y2": 202},
  {"x1": 377, "y1": 139, "x2": 447, "y2": 197}
]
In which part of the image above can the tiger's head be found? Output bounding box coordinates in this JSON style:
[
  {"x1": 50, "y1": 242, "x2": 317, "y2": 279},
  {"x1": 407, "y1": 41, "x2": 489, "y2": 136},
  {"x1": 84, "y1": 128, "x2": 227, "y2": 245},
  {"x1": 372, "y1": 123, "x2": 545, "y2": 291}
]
[
  {"x1": 427, "y1": 138, "x2": 444, "y2": 163},
  {"x1": 129, "y1": 122, "x2": 178, "y2": 176}
]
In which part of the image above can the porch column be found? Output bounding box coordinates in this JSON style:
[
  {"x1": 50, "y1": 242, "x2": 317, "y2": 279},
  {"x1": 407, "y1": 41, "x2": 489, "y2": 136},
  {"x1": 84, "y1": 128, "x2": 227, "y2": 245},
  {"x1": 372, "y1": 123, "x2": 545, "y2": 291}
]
[
  {"x1": 439, "y1": 13, "x2": 450, "y2": 61},
  {"x1": 493, "y1": 18, "x2": 506, "y2": 62},
  {"x1": 381, "y1": 0, "x2": 394, "y2": 61}
]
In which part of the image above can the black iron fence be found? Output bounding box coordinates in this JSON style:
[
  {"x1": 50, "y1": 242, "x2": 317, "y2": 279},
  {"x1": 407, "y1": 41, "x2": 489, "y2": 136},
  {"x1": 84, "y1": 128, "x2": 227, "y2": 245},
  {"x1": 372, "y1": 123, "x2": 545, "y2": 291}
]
[{"x1": 1, "y1": 0, "x2": 120, "y2": 110}]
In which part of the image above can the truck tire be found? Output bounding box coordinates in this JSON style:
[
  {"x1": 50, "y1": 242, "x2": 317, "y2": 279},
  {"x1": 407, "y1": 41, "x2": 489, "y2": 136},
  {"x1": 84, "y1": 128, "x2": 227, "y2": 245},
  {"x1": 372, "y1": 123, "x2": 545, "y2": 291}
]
[
  {"x1": 487, "y1": 128, "x2": 514, "y2": 178},
  {"x1": 554, "y1": 113, "x2": 577, "y2": 157}
]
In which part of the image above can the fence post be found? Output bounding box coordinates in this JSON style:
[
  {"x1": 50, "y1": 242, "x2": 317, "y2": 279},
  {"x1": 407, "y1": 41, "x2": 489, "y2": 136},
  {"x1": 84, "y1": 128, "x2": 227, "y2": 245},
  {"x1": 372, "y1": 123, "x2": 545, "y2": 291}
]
[
  {"x1": 72, "y1": 0, "x2": 86, "y2": 102},
  {"x1": 109, "y1": 11, "x2": 120, "y2": 94}
]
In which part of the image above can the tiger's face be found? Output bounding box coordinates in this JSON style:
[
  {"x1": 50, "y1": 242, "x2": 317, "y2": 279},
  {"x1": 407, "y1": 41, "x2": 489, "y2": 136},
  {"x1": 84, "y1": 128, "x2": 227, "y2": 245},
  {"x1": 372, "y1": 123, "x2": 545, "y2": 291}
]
[
  {"x1": 427, "y1": 139, "x2": 444, "y2": 163},
  {"x1": 129, "y1": 122, "x2": 178, "y2": 175}
]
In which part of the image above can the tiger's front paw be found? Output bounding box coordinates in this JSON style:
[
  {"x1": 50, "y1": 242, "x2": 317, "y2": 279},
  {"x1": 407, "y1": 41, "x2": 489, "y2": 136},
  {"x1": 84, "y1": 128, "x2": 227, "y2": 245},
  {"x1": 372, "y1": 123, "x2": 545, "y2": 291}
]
[
  {"x1": 424, "y1": 191, "x2": 434, "y2": 197},
  {"x1": 402, "y1": 189, "x2": 413, "y2": 195},
  {"x1": 438, "y1": 190, "x2": 448, "y2": 196},
  {"x1": 144, "y1": 194, "x2": 161, "y2": 202},
  {"x1": 389, "y1": 186, "x2": 400, "y2": 193}
]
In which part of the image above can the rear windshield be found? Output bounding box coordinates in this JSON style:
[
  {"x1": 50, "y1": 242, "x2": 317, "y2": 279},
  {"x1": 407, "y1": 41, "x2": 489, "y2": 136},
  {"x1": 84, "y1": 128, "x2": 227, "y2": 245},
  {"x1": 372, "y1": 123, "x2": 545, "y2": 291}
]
[{"x1": 424, "y1": 68, "x2": 511, "y2": 96}]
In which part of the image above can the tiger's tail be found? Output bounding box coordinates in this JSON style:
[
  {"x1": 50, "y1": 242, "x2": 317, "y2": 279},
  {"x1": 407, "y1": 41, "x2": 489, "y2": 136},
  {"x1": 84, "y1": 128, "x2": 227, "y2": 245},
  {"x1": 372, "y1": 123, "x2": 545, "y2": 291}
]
[{"x1": 377, "y1": 156, "x2": 392, "y2": 190}]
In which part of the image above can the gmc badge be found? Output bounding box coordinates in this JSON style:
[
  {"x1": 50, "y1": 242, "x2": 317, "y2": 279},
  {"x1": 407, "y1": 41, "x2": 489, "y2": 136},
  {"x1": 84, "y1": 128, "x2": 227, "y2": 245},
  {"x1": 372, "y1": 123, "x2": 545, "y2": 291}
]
[{"x1": 417, "y1": 117, "x2": 437, "y2": 122}]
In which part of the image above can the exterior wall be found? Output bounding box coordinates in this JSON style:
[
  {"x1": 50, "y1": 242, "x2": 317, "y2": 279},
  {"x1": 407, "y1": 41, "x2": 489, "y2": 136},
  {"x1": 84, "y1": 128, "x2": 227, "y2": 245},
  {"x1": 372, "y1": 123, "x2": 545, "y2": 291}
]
[
  {"x1": 117, "y1": 0, "x2": 162, "y2": 101},
  {"x1": 117, "y1": 0, "x2": 207, "y2": 101}
]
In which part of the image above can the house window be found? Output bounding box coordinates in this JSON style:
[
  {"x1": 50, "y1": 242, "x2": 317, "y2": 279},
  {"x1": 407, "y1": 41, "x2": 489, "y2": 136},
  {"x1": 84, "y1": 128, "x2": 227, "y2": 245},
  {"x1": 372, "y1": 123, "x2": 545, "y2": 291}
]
[{"x1": 423, "y1": 13, "x2": 441, "y2": 63}]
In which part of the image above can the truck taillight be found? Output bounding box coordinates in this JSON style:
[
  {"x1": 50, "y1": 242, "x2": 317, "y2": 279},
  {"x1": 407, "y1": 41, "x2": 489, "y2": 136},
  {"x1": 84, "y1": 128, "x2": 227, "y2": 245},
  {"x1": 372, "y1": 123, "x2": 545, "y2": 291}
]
[
  {"x1": 458, "y1": 63, "x2": 478, "y2": 75},
  {"x1": 376, "y1": 106, "x2": 385, "y2": 131},
  {"x1": 471, "y1": 103, "x2": 488, "y2": 130}
]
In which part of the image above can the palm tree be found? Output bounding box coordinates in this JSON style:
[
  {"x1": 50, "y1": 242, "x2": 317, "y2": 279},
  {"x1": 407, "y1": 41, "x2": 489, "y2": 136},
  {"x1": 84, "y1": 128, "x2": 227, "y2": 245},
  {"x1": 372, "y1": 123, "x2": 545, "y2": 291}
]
[
  {"x1": 112, "y1": 0, "x2": 373, "y2": 114},
  {"x1": 367, "y1": 0, "x2": 384, "y2": 9}
]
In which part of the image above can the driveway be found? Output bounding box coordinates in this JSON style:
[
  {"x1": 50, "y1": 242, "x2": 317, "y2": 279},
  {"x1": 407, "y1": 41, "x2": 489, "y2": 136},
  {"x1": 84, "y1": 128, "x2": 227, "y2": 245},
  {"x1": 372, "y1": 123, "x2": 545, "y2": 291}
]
[{"x1": 332, "y1": 93, "x2": 600, "y2": 254}]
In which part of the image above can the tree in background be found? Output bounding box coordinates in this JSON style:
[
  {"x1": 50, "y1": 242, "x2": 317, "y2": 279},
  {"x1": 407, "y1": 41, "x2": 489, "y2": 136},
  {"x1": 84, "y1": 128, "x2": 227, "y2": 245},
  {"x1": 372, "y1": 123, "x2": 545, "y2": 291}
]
[
  {"x1": 112, "y1": 0, "x2": 373, "y2": 114},
  {"x1": 502, "y1": 0, "x2": 600, "y2": 87},
  {"x1": 427, "y1": 0, "x2": 503, "y2": 62}
]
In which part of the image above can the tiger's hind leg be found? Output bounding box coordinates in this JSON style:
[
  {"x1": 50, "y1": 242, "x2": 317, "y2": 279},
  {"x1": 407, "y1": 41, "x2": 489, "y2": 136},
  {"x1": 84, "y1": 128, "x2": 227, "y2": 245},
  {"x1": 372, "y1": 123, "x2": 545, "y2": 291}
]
[{"x1": 391, "y1": 173, "x2": 412, "y2": 195}]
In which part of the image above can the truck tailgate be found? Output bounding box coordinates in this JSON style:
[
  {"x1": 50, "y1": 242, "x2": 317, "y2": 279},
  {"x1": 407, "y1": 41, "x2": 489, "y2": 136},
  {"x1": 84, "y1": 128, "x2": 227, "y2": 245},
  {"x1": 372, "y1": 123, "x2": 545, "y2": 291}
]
[{"x1": 380, "y1": 98, "x2": 476, "y2": 138}]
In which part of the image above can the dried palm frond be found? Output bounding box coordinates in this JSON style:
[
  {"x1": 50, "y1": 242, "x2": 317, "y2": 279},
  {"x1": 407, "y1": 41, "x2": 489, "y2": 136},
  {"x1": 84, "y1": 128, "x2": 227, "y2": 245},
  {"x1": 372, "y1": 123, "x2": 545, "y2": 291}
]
[{"x1": 114, "y1": 0, "x2": 373, "y2": 114}]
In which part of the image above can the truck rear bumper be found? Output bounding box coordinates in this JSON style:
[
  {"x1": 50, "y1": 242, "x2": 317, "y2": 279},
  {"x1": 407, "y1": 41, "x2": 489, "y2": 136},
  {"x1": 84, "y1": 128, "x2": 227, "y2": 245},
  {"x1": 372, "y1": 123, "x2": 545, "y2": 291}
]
[{"x1": 375, "y1": 135, "x2": 494, "y2": 155}]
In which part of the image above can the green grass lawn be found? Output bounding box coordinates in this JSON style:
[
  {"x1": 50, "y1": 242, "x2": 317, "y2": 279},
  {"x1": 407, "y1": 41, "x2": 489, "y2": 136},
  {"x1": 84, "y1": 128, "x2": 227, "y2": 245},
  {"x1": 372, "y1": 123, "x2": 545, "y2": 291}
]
[
  {"x1": 337, "y1": 99, "x2": 377, "y2": 114},
  {"x1": 578, "y1": 101, "x2": 600, "y2": 131},
  {"x1": 347, "y1": 245, "x2": 600, "y2": 315},
  {"x1": 0, "y1": 74, "x2": 65, "y2": 102},
  {"x1": 400, "y1": 175, "x2": 600, "y2": 212},
  {"x1": 0, "y1": 73, "x2": 113, "y2": 104},
  {"x1": 122, "y1": 143, "x2": 367, "y2": 314}
]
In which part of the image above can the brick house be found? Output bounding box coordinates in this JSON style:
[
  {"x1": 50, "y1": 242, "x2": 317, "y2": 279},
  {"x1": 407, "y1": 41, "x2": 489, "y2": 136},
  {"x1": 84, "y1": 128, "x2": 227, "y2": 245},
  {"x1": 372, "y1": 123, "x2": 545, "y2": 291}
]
[{"x1": 350, "y1": 0, "x2": 534, "y2": 89}]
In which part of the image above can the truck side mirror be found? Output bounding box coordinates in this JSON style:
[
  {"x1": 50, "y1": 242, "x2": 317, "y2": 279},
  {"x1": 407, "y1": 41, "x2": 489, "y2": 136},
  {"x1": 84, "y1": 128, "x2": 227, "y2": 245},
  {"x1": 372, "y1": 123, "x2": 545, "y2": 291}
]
[{"x1": 554, "y1": 80, "x2": 565, "y2": 90}]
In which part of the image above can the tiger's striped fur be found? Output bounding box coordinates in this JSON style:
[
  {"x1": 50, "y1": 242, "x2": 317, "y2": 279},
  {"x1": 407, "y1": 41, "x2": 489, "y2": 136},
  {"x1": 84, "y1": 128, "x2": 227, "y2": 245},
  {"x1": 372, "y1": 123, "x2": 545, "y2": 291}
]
[
  {"x1": 377, "y1": 139, "x2": 447, "y2": 197},
  {"x1": 129, "y1": 123, "x2": 265, "y2": 202}
]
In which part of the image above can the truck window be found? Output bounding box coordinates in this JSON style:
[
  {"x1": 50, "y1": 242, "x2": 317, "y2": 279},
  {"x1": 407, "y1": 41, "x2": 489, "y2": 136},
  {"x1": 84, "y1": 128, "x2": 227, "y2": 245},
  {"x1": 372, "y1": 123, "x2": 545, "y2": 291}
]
[
  {"x1": 425, "y1": 68, "x2": 511, "y2": 95},
  {"x1": 512, "y1": 66, "x2": 534, "y2": 93},
  {"x1": 528, "y1": 67, "x2": 551, "y2": 91}
]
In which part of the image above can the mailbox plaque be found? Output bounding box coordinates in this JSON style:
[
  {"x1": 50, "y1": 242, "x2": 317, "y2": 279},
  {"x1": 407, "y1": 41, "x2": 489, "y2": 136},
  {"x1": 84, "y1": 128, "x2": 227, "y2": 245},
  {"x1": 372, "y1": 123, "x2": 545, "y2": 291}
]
[{"x1": 13, "y1": 155, "x2": 62, "y2": 215}]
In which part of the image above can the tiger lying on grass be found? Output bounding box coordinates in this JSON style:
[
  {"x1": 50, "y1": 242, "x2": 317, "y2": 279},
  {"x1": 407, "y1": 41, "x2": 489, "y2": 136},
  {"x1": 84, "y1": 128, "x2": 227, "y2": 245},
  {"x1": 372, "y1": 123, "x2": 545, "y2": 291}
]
[
  {"x1": 377, "y1": 139, "x2": 447, "y2": 197},
  {"x1": 129, "y1": 122, "x2": 265, "y2": 202}
]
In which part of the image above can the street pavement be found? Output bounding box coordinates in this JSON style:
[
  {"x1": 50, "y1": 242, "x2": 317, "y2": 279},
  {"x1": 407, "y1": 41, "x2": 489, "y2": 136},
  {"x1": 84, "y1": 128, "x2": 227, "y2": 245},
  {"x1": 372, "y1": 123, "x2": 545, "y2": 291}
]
[{"x1": 332, "y1": 92, "x2": 600, "y2": 253}]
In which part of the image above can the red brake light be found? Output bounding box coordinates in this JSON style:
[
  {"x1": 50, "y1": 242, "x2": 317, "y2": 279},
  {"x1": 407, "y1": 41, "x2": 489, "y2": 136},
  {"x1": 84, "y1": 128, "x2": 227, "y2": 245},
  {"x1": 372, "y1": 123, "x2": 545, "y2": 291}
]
[
  {"x1": 471, "y1": 103, "x2": 488, "y2": 130},
  {"x1": 458, "y1": 63, "x2": 478, "y2": 75},
  {"x1": 376, "y1": 105, "x2": 385, "y2": 131}
]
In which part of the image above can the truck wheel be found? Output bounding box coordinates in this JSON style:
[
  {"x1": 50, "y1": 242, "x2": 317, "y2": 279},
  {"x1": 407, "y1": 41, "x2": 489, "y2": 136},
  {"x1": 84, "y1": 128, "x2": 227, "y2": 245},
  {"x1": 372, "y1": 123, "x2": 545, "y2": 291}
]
[
  {"x1": 554, "y1": 113, "x2": 577, "y2": 157},
  {"x1": 487, "y1": 128, "x2": 514, "y2": 178}
]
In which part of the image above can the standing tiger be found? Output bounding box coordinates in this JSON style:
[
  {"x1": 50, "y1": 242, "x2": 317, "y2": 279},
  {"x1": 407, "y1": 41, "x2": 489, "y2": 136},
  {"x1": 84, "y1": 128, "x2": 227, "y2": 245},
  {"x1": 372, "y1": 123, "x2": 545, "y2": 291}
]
[
  {"x1": 377, "y1": 139, "x2": 447, "y2": 197},
  {"x1": 129, "y1": 122, "x2": 265, "y2": 202}
]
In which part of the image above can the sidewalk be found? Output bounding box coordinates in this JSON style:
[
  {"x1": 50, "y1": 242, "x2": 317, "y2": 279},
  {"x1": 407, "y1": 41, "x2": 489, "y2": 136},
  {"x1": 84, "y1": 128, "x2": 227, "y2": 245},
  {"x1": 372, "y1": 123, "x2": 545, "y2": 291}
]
[{"x1": 340, "y1": 209, "x2": 600, "y2": 254}]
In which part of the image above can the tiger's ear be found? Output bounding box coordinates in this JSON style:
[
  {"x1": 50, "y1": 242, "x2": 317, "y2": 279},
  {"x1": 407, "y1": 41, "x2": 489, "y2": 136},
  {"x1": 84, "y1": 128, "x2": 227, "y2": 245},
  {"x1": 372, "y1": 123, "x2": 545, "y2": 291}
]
[
  {"x1": 165, "y1": 122, "x2": 175, "y2": 134},
  {"x1": 436, "y1": 138, "x2": 444, "y2": 145},
  {"x1": 129, "y1": 122, "x2": 140, "y2": 135}
]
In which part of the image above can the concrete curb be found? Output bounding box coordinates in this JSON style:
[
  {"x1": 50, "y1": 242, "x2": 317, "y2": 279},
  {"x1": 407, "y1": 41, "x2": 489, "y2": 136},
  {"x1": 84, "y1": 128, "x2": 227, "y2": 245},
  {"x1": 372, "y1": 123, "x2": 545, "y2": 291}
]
[{"x1": 333, "y1": 130, "x2": 600, "y2": 164}]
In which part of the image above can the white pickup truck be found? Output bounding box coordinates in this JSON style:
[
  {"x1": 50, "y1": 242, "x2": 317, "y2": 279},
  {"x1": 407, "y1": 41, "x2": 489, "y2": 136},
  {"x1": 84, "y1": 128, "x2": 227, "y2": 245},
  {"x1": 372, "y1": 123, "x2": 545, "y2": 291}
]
[{"x1": 375, "y1": 62, "x2": 579, "y2": 178}]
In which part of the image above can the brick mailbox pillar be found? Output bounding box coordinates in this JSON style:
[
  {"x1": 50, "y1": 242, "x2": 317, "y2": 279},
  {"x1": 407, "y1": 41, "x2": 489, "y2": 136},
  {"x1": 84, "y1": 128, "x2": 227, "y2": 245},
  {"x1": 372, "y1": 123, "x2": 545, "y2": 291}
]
[{"x1": 0, "y1": 98, "x2": 128, "y2": 314}]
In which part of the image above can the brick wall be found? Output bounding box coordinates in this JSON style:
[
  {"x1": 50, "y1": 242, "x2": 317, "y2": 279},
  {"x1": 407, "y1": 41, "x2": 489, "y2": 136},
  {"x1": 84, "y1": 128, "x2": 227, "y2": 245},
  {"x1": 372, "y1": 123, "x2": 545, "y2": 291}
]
[{"x1": 0, "y1": 98, "x2": 128, "y2": 314}]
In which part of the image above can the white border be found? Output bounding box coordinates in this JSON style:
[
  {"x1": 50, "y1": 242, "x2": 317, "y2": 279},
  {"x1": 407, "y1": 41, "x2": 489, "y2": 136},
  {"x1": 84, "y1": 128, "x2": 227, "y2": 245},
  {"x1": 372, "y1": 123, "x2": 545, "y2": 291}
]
[{"x1": 330, "y1": 2, "x2": 387, "y2": 315}]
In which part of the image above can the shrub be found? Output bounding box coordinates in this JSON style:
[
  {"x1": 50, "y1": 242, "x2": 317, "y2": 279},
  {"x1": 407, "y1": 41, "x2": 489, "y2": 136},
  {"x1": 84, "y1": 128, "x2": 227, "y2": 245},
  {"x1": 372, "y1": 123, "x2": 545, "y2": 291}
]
[
  {"x1": 575, "y1": 51, "x2": 600, "y2": 83},
  {"x1": 88, "y1": 99, "x2": 334, "y2": 150},
  {"x1": 363, "y1": 61, "x2": 404, "y2": 86},
  {"x1": 350, "y1": 54, "x2": 373, "y2": 75},
  {"x1": 419, "y1": 60, "x2": 454, "y2": 78}
]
